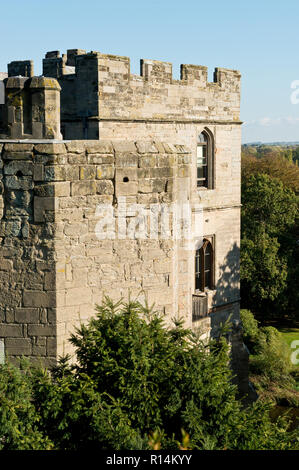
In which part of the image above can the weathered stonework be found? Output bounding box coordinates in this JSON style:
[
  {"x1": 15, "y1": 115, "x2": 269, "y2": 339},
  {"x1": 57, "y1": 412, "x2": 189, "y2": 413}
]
[
  {"x1": 0, "y1": 140, "x2": 241, "y2": 363},
  {"x1": 0, "y1": 49, "x2": 247, "y2": 394}
]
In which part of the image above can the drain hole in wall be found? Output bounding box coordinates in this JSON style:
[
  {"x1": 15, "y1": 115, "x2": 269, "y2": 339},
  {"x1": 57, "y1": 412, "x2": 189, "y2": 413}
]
[
  {"x1": 123, "y1": 177, "x2": 129, "y2": 182},
  {"x1": 16, "y1": 171, "x2": 23, "y2": 177}
]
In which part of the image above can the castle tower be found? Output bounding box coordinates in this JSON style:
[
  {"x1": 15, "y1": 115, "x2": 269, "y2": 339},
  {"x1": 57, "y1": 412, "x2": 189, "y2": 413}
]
[{"x1": 0, "y1": 49, "x2": 246, "y2": 393}]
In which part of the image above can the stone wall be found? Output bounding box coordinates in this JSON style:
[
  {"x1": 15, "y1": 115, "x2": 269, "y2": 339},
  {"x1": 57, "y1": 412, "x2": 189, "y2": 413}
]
[
  {"x1": 0, "y1": 139, "x2": 241, "y2": 363},
  {"x1": 0, "y1": 142, "x2": 58, "y2": 366},
  {"x1": 0, "y1": 140, "x2": 197, "y2": 362}
]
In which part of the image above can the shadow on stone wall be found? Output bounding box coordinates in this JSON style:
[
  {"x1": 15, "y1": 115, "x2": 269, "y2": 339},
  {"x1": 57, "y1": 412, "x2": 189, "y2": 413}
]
[
  {"x1": 209, "y1": 242, "x2": 252, "y2": 401},
  {"x1": 210, "y1": 241, "x2": 240, "y2": 335}
]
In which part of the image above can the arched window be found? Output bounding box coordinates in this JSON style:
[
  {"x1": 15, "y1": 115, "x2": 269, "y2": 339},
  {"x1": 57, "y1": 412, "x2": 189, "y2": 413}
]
[
  {"x1": 195, "y1": 239, "x2": 213, "y2": 292},
  {"x1": 196, "y1": 130, "x2": 214, "y2": 188}
]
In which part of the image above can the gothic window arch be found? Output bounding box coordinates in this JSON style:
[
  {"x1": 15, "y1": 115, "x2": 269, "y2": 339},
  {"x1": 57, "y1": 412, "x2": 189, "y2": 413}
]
[
  {"x1": 196, "y1": 129, "x2": 214, "y2": 189},
  {"x1": 195, "y1": 239, "x2": 214, "y2": 292}
]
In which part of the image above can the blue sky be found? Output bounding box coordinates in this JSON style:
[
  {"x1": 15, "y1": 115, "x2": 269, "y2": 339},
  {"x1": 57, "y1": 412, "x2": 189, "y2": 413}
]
[{"x1": 1, "y1": 0, "x2": 299, "y2": 143}]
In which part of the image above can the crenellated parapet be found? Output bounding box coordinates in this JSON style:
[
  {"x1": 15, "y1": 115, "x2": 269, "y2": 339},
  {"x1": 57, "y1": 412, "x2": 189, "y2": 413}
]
[
  {"x1": 1, "y1": 49, "x2": 241, "y2": 140},
  {"x1": 42, "y1": 49, "x2": 240, "y2": 121}
]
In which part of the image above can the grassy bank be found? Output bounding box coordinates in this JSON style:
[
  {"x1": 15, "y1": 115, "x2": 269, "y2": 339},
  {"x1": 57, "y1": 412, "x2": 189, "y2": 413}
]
[{"x1": 278, "y1": 327, "x2": 299, "y2": 392}]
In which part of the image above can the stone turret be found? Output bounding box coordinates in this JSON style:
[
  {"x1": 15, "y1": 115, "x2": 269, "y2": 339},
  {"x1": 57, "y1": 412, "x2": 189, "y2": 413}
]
[{"x1": 0, "y1": 76, "x2": 61, "y2": 140}]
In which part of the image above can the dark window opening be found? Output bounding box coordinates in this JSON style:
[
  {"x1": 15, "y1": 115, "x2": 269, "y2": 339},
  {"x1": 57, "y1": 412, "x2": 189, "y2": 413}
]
[{"x1": 195, "y1": 239, "x2": 214, "y2": 292}]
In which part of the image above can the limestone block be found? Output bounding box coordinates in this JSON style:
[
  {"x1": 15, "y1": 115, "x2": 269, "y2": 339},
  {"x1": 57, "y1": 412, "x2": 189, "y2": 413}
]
[
  {"x1": 71, "y1": 181, "x2": 96, "y2": 196},
  {"x1": 87, "y1": 154, "x2": 114, "y2": 165},
  {"x1": 86, "y1": 141, "x2": 113, "y2": 154},
  {"x1": 112, "y1": 141, "x2": 136, "y2": 153},
  {"x1": 152, "y1": 178, "x2": 167, "y2": 193},
  {"x1": 4, "y1": 143, "x2": 34, "y2": 153},
  {"x1": 23, "y1": 290, "x2": 56, "y2": 308},
  {"x1": 138, "y1": 155, "x2": 157, "y2": 167},
  {"x1": 45, "y1": 166, "x2": 66, "y2": 182},
  {"x1": 137, "y1": 193, "x2": 159, "y2": 205},
  {"x1": 44, "y1": 271, "x2": 56, "y2": 290},
  {"x1": 96, "y1": 165, "x2": 115, "y2": 179},
  {"x1": 96, "y1": 180, "x2": 114, "y2": 195},
  {"x1": 64, "y1": 222, "x2": 88, "y2": 237},
  {"x1": 65, "y1": 142, "x2": 86, "y2": 154},
  {"x1": 153, "y1": 259, "x2": 171, "y2": 274},
  {"x1": 115, "y1": 153, "x2": 138, "y2": 167},
  {"x1": 65, "y1": 165, "x2": 79, "y2": 181},
  {"x1": 115, "y1": 181, "x2": 138, "y2": 196},
  {"x1": 67, "y1": 153, "x2": 87, "y2": 165},
  {"x1": 157, "y1": 154, "x2": 176, "y2": 167},
  {"x1": 24, "y1": 272, "x2": 44, "y2": 290},
  {"x1": 27, "y1": 324, "x2": 56, "y2": 336},
  {"x1": 79, "y1": 166, "x2": 96, "y2": 180},
  {"x1": 34, "y1": 143, "x2": 66, "y2": 155},
  {"x1": 5, "y1": 338, "x2": 32, "y2": 355},
  {"x1": 0, "y1": 324, "x2": 23, "y2": 337}
]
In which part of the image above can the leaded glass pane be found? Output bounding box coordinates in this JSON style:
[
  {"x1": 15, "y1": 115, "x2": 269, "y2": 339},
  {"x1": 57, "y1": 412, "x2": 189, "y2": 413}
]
[{"x1": 198, "y1": 133, "x2": 207, "y2": 144}]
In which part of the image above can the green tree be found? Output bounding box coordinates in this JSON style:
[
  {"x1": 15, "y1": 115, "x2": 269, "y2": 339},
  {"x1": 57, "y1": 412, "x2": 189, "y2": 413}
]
[
  {"x1": 241, "y1": 174, "x2": 298, "y2": 316},
  {"x1": 241, "y1": 231, "x2": 288, "y2": 308},
  {"x1": 242, "y1": 174, "x2": 297, "y2": 238}
]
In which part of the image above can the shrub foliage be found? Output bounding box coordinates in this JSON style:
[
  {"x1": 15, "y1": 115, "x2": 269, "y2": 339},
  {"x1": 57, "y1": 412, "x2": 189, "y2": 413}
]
[{"x1": 0, "y1": 299, "x2": 298, "y2": 450}]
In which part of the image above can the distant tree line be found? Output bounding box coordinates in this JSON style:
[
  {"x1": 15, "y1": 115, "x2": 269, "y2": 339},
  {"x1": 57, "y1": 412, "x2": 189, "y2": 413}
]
[{"x1": 242, "y1": 144, "x2": 299, "y2": 167}]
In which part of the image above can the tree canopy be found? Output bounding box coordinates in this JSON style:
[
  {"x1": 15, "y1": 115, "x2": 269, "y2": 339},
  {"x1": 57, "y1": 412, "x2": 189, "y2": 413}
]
[{"x1": 241, "y1": 150, "x2": 299, "y2": 318}]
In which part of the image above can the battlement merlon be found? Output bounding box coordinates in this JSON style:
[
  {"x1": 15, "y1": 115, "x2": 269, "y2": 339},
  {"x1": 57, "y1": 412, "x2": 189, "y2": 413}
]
[{"x1": 8, "y1": 60, "x2": 34, "y2": 78}]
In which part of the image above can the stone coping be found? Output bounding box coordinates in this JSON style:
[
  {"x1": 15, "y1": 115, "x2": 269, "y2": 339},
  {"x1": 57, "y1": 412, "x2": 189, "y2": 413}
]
[{"x1": 0, "y1": 140, "x2": 191, "y2": 154}]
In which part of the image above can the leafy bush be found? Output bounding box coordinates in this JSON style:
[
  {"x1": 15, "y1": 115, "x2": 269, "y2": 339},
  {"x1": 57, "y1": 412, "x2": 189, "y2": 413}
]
[
  {"x1": 0, "y1": 362, "x2": 53, "y2": 450},
  {"x1": 240, "y1": 309, "x2": 259, "y2": 349},
  {"x1": 250, "y1": 326, "x2": 294, "y2": 385},
  {"x1": 241, "y1": 309, "x2": 298, "y2": 406}
]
